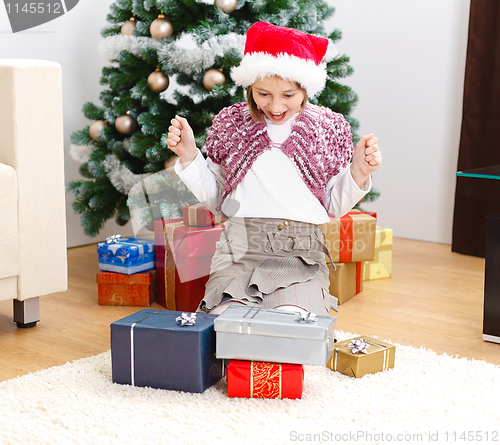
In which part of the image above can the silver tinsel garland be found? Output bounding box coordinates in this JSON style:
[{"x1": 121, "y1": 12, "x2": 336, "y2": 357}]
[
  {"x1": 102, "y1": 153, "x2": 150, "y2": 194},
  {"x1": 69, "y1": 143, "x2": 94, "y2": 164},
  {"x1": 99, "y1": 33, "x2": 245, "y2": 76},
  {"x1": 158, "y1": 33, "x2": 245, "y2": 75},
  {"x1": 69, "y1": 143, "x2": 147, "y2": 195}
]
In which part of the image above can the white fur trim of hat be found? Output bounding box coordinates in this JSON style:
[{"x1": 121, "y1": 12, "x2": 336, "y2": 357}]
[{"x1": 231, "y1": 22, "x2": 330, "y2": 98}]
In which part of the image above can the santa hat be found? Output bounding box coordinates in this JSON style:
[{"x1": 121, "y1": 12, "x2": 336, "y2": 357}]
[{"x1": 231, "y1": 22, "x2": 329, "y2": 98}]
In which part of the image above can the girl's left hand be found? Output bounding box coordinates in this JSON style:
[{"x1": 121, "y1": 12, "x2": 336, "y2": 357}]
[{"x1": 350, "y1": 134, "x2": 382, "y2": 188}]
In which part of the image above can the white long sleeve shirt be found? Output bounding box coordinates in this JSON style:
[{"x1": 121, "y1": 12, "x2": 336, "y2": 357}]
[{"x1": 175, "y1": 114, "x2": 371, "y2": 224}]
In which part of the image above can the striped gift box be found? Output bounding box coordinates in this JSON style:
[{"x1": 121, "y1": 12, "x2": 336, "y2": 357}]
[
  {"x1": 327, "y1": 336, "x2": 395, "y2": 378},
  {"x1": 321, "y1": 210, "x2": 376, "y2": 263},
  {"x1": 182, "y1": 204, "x2": 225, "y2": 227}
]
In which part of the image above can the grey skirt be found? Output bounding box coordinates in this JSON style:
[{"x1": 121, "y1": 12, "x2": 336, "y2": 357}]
[{"x1": 197, "y1": 217, "x2": 337, "y2": 315}]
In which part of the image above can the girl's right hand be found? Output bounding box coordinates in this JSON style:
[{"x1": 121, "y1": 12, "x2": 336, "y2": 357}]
[{"x1": 166, "y1": 116, "x2": 199, "y2": 166}]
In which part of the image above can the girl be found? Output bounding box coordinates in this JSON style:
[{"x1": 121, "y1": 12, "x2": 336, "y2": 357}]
[{"x1": 166, "y1": 22, "x2": 381, "y2": 315}]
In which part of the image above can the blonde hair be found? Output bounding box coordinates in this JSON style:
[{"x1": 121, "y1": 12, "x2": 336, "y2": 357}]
[{"x1": 246, "y1": 82, "x2": 308, "y2": 123}]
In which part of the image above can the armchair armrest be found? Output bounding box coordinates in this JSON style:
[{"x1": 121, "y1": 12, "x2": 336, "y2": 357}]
[
  {"x1": 0, "y1": 162, "x2": 20, "y2": 283},
  {"x1": 0, "y1": 59, "x2": 67, "y2": 300}
]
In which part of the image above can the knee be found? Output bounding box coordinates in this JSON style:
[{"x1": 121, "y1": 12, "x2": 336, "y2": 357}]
[
  {"x1": 209, "y1": 301, "x2": 246, "y2": 315},
  {"x1": 274, "y1": 304, "x2": 308, "y2": 314}
]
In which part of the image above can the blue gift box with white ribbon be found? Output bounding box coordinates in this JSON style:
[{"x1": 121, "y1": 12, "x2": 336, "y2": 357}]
[
  {"x1": 97, "y1": 237, "x2": 155, "y2": 275},
  {"x1": 110, "y1": 309, "x2": 223, "y2": 393}
]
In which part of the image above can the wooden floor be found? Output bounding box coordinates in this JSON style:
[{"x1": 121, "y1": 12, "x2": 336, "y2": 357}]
[{"x1": 0, "y1": 237, "x2": 498, "y2": 382}]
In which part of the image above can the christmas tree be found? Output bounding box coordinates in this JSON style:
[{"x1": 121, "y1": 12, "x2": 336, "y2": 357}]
[{"x1": 68, "y1": 0, "x2": 371, "y2": 237}]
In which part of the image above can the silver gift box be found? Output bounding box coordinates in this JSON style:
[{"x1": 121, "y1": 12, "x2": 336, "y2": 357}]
[{"x1": 214, "y1": 305, "x2": 337, "y2": 366}]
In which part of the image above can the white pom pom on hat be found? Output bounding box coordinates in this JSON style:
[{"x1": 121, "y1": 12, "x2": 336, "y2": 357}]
[{"x1": 231, "y1": 21, "x2": 329, "y2": 98}]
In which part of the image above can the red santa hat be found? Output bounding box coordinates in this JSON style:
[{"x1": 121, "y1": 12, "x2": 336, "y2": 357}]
[{"x1": 231, "y1": 22, "x2": 329, "y2": 98}]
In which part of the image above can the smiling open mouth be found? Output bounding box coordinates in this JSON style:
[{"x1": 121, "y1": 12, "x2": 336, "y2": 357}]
[{"x1": 268, "y1": 111, "x2": 287, "y2": 122}]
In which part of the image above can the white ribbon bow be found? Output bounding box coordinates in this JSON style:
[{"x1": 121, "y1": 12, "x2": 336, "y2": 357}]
[
  {"x1": 176, "y1": 313, "x2": 197, "y2": 326},
  {"x1": 295, "y1": 312, "x2": 317, "y2": 323},
  {"x1": 106, "y1": 234, "x2": 122, "y2": 244},
  {"x1": 349, "y1": 338, "x2": 369, "y2": 354}
]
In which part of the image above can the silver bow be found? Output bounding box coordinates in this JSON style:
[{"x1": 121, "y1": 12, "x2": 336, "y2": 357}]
[
  {"x1": 176, "y1": 313, "x2": 197, "y2": 326},
  {"x1": 295, "y1": 312, "x2": 317, "y2": 323},
  {"x1": 349, "y1": 338, "x2": 369, "y2": 354},
  {"x1": 106, "y1": 234, "x2": 122, "y2": 244}
]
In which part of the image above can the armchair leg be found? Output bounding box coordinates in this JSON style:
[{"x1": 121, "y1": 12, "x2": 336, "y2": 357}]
[{"x1": 13, "y1": 297, "x2": 39, "y2": 328}]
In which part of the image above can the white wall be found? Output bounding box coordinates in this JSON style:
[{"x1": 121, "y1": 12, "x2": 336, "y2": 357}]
[
  {"x1": 0, "y1": 0, "x2": 129, "y2": 248},
  {"x1": 0, "y1": 0, "x2": 470, "y2": 247},
  {"x1": 327, "y1": 0, "x2": 471, "y2": 244}
]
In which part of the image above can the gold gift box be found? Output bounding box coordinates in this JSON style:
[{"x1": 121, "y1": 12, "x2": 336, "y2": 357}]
[
  {"x1": 327, "y1": 335, "x2": 395, "y2": 378},
  {"x1": 363, "y1": 226, "x2": 393, "y2": 280},
  {"x1": 321, "y1": 210, "x2": 376, "y2": 263},
  {"x1": 328, "y1": 262, "x2": 363, "y2": 305}
]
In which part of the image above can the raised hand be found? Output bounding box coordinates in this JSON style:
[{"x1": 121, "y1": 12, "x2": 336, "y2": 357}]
[
  {"x1": 166, "y1": 116, "x2": 199, "y2": 166},
  {"x1": 350, "y1": 134, "x2": 382, "y2": 188}
]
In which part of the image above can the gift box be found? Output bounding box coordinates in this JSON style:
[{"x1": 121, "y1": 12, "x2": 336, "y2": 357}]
[
  {"x1": 214, "y1": 305, "x2": 337, "y2": 366},
  {"x1": 97, "y1": 237, "x2": 155, "y2": 275},
  {"x1": 327, "y1": 335, "x2": 395, "y2": 378},
  {"x1": 363, "y1": 226, "x2": 393, "y2": 280},
  {"x1": 154, "y1": 219, "x2": 182, "y2": 311},
  {"x1": 328, "y1": 262, "x2": 363, "y2": 305},
  {"x1": 111, "y1": 309, "x2": 223, "y2": 393},
  {"x1": 182, "y1": 203, "x2": 226, "y2": 227},
  {"x1": 364, "y1": 211, "x2": 377, "y2": 219},
  {"x1": 97, "y1": 270, "x2": 155, "y2": 306},
  {"x1": 154, "y1": 218, "x2": 224, "y2": 312},
  {"x1": 227, "y1": 360, "x2": 304, "y2": 399},
  {"x1": 321, "y1": 210, "x2": 376, "y2": 263}
]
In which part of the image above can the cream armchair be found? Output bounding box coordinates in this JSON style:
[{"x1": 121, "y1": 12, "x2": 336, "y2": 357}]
[{"x1": 0, "y1": 60, "x2": 67, "y2": 328}]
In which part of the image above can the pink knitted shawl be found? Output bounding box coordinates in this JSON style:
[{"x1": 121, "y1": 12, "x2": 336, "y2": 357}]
[{"x1": 205, "y1": 102, "x2": 354, "y2": 217}]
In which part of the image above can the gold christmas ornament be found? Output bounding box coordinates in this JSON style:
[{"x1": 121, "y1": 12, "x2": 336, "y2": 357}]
[
  {"x1": 214, "y1": 0, "x2": 237, "y2": 13},
  {"x1": 89, "y1": 120, "x2": 108, "y2": 142},
  {"x1": 115, "y1": 112, "x2": 137, "y2": 136},
  {"x1": 150, "y1": 15, "x2": 173, "y2": 40},
  {"x1": 148, "y1": 69, "x2": 170, "y2": 93},
  {"x1": 121, "y1": 18, "x2": 136, "y2": 36},
  {"x1": 203, "y1": 69, "x2": 226, "y2": 91}
]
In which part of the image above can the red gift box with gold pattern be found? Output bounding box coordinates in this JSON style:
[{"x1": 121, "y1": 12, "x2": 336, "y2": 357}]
[
  {"x1": 227, "y1": 360, "x2": 303, "y2": 399},
  {"x1": 182, "y1": 203, "x2": 226, "y2": 227},
  {"x1": 154, "y1": 217, "x2": 224, "y2": 312},
  {"x1": 327, "y1": 262, "x2": 363, "y2": 305},
  {"x1": 321, "y1": 210, "x2": 376, "y2": 263},
  {"x1": 97, "y1": 270, "x2": 155, "y2": 306}
]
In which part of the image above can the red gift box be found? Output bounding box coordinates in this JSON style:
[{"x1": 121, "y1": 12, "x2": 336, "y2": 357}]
[
  {"x1": 168, "y1": 222, "x2": 224, "y2": 283},
  {"x1": 182, "y1": 203, "x2": 226, "y2": 227},
  {"x1": 154, "y1": 218, "x2": 225, "y2": 312},
  {"x1": 227, "y1": 360, "x2": 304, "y2": 399},
  {"x1": 97, "y1": 270, "x2": 155, "y2": 306}
]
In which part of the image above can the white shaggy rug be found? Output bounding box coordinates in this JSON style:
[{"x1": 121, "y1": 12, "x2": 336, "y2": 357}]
[{"x1": 1, "y1": 331, "x2": 500, "y2": 445}]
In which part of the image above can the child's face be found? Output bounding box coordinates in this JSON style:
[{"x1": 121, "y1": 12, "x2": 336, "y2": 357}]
[{"x1": 251, "y1": 76, "x2": 306, "y2": 125}]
